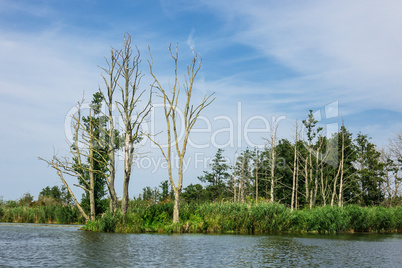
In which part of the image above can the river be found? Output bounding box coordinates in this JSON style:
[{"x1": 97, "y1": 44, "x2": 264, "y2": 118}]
[{"x1": 0, "y1": 223, "x2": 401, "y2": 267}]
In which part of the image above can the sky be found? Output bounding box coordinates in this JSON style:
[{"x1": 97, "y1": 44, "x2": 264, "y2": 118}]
[{"x1": 1, "y1": 0, "x2": 402, "y2": 201}]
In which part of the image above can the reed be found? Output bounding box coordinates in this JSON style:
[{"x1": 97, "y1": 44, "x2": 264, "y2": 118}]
[
  {"x1": 0, "y1": 204, "x2": 85, "y2": 224},
  {"x1": 3, "y1": 201, "x2": 399, "y2": 233}
]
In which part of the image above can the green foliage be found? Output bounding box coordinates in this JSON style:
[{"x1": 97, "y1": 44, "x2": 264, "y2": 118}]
[
  {"x1": 39, "y1": 185, "x2": 73, "y2": 206},
  {"x1": 354, "y1": 133, "x2": 385, "y2": 206},
  {"x1": 19, "y1": 192, "x2": 34, "y2": 207},
  {"x1": 75, "y1": 92, "x2": 117, "y2": 216},
  {"x1": 80, "y1": 201, "x2": 402, "y2": 234},
  {"x1": 198, "y1": 149, "x2": 231, "y2": 201},
  {"x1": 158, "y1": 180, "x2": 170, "y2": 201},
  {"x1": 306, "y1": 206, "x2": 349, "y2": 233},
  {"x1": 181, "y1": 184, "x2": 206, "y2": 203},
  {"x1": 99, "y1": 211, "x2": 119, "y2": 232},
  {"x1": 344, "y1": 205, "x2": 370, "y2": 231},
  {"x1": 0, "y1": 203, "x2": 85, "y2": 224}
]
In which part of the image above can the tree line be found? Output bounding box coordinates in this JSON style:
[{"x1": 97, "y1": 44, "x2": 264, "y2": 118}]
[{"x1": 137, "y1": 126, "x2": 401, "y2": 210}]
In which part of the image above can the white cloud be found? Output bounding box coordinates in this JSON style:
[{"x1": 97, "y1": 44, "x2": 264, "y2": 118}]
[
  {"x1": 186, "y1": 28, "x2": 196, "y2": 50},
  {"x1": 200, "y1": 0, "x2": 402, "y2": 113}
]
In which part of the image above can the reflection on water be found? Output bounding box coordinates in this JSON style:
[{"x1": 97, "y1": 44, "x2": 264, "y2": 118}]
[{"x1": 0, "y1": 223, "x2": 401, "y2": 267}]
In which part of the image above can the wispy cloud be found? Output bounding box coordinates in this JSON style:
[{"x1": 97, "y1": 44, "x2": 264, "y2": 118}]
[{"x1": 199, "y1": 0, "x2": 402, "y2": 114}]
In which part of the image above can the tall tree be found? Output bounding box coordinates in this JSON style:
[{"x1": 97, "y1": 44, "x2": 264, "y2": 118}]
[
  {"x1": 116, "y1": 35, "x2": 152, "y2": 214},
  {"x1": 79, "y1": 93, "x2": 109, "y2": 216},
  {"x1": 98, "y1": 44, "x2": 122, "y2": 212},
  {"x1": 382, "y1": 131, "x2": 402, "y2": 205},
  {"x1": 148, "y1": 44, "x2": 214, "y2": 223},
  {"x1": 234, "y1": 149, "x2": 252, "y2": 202},
  {"x1": 302, "y1": 110, "x2": 322, "y2": 208},
  {"x1": 354, "y1": 133, "x2": 384, "y2": 206},
  {"x1": 269, "y1": 119, "x2": 279, "y2": 202},
  {"x1": 291, "y1": 120, "x2": 300, "y2": 210}
]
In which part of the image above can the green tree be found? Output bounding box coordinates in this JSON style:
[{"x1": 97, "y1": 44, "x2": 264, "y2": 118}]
[
  {"x1": 39, "y1": 186, "x2": 62, "y2": 201},
  {"x1": 198, "y1": 149, "x2": 231, "y2": 201},
  {"x1": 181, "y1": 183, "x2": 205, "y2": 203},
  {"x1": 354, "y1": 133, "x2": 385, "y2": 205},
  {"x1": 273, "y1": 139, "x2": 294, "y2": 205},
  {"x1": 75, "y1": 93, "x2": 110, "y2": 216},
  {"x1": 158, "y1": 180, "x2": 170, "y2": 201},
  {"x1": 141, "y1": 186, "x2": 157, "y2": 202},
  {"x1": 39, "y1": 185, "x2": 73, "y2": 206},
  {"x1": 19, "y1": 192, "x2": 34, "y2": 207},
  {"x1": 302, "y1": 110, "x2": 323, "y2": 208},
  {"x1": 233, "y1": 149, "x2": 253, "y2": 202}
]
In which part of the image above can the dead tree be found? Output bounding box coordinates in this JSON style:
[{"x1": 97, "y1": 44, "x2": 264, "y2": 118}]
[
  {"x1": 115, "y1": 35, "x2": 152, "y2": 214},
  {"x1": 291, "y1": 120, "x2": 299, "y2": 211},
  {"x1": 98, "y1": 45, "x2": 122, "y2": 212},
  {"x1": 148, "y1": 44, "x2": 214, "y2": 223},
  {"x1": 266, "y1": 118, "x2": 279, "y2": 203},
  {"x1": 233, "y1": 151, "x2": 238, "y2": 202},
  {"x1": 254, "y1": 149, "x2": 259, "y2": 202},
  {"x1": 39, "y1": 100, "x2": 98, "y2": 221}
]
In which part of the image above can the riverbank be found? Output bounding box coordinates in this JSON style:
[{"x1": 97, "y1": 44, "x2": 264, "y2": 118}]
[{"x1": 82, "y1": 202, "x2": 402, "y2": 234}]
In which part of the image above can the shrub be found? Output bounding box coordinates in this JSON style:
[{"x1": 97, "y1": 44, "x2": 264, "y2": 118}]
[
  {"x1": 99, "y1": 211, "x2": 119, "y2": 232},
  {"x1": 307, "y1": 206, "x2": 349, "y2": 233},
  {"x1": 344, "y1": 205, "x2": 370, "y2": 231}
]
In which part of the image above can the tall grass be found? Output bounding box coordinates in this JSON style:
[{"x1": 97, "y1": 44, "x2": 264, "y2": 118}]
[
  {"x1": 0, "y1": 205, "x2": 85, "y2": 224},
  {"x1": 82, "y1": 201, "x2": 402, "y2": 234}
]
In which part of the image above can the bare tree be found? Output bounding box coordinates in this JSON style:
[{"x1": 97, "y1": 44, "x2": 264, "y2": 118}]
[
  {"x1": 115, "y1": 35, "x2": 152, "y2": 214},
  {"x1": 331, "y1": 125, "x2": 345, "y2": 206},
  {"x1": 291, "y1": 120, "x2": 299, "y2": 211},
  {"x1": 232, "y1": 151, "x2": 238, "y2": 202},
  {"x1": 267, "y1": 118, "x2": 279, "y2": 203},
  {"x1": 39, "y1": 100, "x2": 98, "y2": 221},
  {"x1": 147, "y1": 44, "x2": 214, "y2": 223},
  {"x1": 381, "y1": 131, "x2": 402, "y2": 206},
  {"x1": 98, "y1": 46, "x2": 122, "y2": 212},
  {"x1": 254, "y1": 148, "x2": 259, "y2": 202}
]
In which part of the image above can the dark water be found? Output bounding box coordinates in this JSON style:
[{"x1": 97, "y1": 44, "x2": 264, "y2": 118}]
[{"x1": 0, "y1": 223, "x2": 401, "y2": 267}]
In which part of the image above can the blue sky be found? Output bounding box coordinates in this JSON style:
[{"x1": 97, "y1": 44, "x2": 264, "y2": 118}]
[{"x1": 1, "y1": 0, "x2": 402, "y2": 201}]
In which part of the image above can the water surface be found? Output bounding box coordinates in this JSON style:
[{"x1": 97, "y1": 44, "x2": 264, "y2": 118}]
[{"x1": 0, "y1": 223, "x2": 401, "y2": 267}]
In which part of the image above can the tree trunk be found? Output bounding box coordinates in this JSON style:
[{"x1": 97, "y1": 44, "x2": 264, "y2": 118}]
[
  {"x1": 233, "y1": 152, "x2": 238, "y2": 202},
  {"x1": 107, "y1": 101, "x2": 117, "y2": 212},
  {"x1": 122, "y1": 132, "x2": 131, "y2": 214},
  {"x1": 295, "y1": 161, "x2": 299, "y2": 209},
  {"x1": 173, "y1": 190, "x2": 180, "y2": 223},
  {"x1": 89, "y1": 166, "x2": 96, "y2": 221},
  {"x1": 338, "y1": 127, "x2": 345, "y2": 207},
  {"x1": 305, "y1": 159, "x2": 309, "y2": 206},
  {"x1": 320, "y1": 171, "x2": 326, "y2": 206},
  {"x1": 270, "y1": 120, "x2": 277, "y2": 203},
  {"x1": 233, "y1": 175, "x2": 237, "y2": 202},
  {"x1": 239, "y1": 156, "x2": 245, "y2": 203},
  {"x1": 57, "y1": 169, "x2": 89, "y2": 221},
  {"x1": 313, "y1": 150, "x2": 319, "y2": 207},
  {"x1": 89, "y1": 110, "x2": 96, "y2": 221},
  {"x1": 291, "y1": 143, "x2": 297, "y2": 211},
  {"x1": 255, "y1": 166, "x2": 258, "y2": 202},
  {"x1": 309, "y1": 151, "x2": 313, "y2": 209}
]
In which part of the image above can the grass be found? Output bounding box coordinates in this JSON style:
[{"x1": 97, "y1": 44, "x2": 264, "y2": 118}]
[
  {"x1": 0, "y1": 204, "x2": 85, "y2": 224},
  {"x1": 81, "y1": 201, "x2": 402, "y2": 234}
]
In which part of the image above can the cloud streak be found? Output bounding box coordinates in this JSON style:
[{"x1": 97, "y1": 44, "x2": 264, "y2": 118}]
[{"x1": 200, "y1": 0, "x2": 402, "y2": 113}]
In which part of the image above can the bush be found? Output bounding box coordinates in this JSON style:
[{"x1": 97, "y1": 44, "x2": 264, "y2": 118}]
[
  {"x1": 99, "y1": 211, "x2": 119, "y2": 232},
  {"x1": 344, "y1": 205, "x2": 370, "y2": 231}
]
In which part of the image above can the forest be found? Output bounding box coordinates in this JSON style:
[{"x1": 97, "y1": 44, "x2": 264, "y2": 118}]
[{"x1": 1, "y1": 34, "x2": 401, "y2": 234}]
